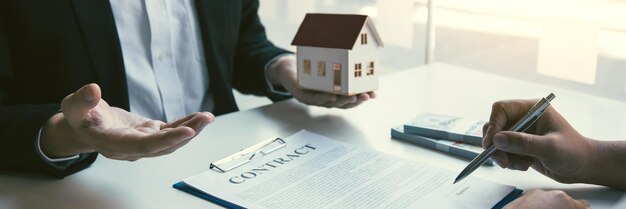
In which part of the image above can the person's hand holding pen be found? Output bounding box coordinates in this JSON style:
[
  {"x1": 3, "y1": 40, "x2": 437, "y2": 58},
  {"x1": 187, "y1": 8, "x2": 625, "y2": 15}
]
[
  {"x1": 482, "y1": 99, "x2": 626, "y2": 209},
  {"x1": 481, "y1": 99, "x2": 594, "y2": 184}
]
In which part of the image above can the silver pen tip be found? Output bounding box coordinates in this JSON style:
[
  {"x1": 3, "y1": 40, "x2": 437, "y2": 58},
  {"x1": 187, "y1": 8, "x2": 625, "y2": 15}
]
[{"x1": 453, "y1": 176, "x2": 463, "y2": 184}]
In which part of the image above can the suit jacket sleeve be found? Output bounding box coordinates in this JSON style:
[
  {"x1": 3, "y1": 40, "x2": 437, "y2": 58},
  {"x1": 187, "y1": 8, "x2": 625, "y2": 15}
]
[
  {"x1": 232, "y1": 0, "x2": 292, "y2": 101},
  {"x1": 0, "y1": 9, "x2": 97, "y2": 178}
]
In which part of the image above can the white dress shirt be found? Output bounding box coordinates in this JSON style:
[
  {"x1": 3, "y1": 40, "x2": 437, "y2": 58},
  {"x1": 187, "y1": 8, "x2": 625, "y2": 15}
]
[{"x1": 109, "y1": 0, "x2": 213, "y2": 122}]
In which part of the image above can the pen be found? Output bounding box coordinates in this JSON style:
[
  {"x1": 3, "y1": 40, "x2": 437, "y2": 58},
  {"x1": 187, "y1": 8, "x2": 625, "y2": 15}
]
[{"x1": 453, "y1": 93, "x2": 556, "y2": 184}]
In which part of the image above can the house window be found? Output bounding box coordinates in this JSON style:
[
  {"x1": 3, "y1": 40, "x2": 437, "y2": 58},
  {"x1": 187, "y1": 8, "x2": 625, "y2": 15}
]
[
  {"x1": 317, "y1": 61, "x2": 326, "y2": 77},
  {"x1": 333, "y1": 63, "x2": 342, "y2": 71},
  {"x1": 354, "y1": 63, "x2": 362, "y2": 77},
  {"x1": 303, "y1": 60, "x2": 311, "y2": 75},
  {"x1": 367, "y1": 62, "x2": 375, "y2": 76},
  {"x1": 360, "y1": 33, "x2": 368, "y2": 45}
]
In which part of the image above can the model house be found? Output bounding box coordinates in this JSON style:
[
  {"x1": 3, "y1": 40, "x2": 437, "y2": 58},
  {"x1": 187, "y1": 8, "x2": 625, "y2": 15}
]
[{"x1": 291, "y1": 13, "x2": 384, "y2": 95}]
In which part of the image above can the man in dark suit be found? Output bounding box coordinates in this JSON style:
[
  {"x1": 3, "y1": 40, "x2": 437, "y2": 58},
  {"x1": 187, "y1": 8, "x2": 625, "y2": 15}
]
[{"x1": 0, "y1": 0, "x2": 375, "y2": 178}]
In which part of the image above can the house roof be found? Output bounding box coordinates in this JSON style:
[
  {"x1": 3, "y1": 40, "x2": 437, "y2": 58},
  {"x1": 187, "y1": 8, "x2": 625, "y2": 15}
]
[{"x1": 291, "y1": 13, "x2": 384, "y2": 50}]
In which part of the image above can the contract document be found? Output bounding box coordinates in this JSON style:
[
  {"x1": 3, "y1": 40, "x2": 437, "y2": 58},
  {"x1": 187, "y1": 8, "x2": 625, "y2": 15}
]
[{"x1": 174, "y1": 130, "x2": 521, "y2": 209}]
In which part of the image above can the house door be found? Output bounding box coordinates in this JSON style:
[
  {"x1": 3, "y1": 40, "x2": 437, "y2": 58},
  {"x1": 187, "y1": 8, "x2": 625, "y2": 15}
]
[{"x1": 333, "y1": 63, "x2": 341, "y2": 93}]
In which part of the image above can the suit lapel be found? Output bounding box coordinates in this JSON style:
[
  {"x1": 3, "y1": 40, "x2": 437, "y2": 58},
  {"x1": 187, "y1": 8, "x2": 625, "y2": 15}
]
[
  {"x1": 194, "y1": 0, "x2": 239, "y2": 115},
  {"x1": 69, "y1": 0, "x2": 129, "y2": 109}
]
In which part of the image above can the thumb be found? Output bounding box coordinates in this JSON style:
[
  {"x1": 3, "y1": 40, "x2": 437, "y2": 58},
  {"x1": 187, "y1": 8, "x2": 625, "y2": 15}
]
[
  {"x1": 493, "y1": 131, "x2": 553, "y2": 158},
  {"x1": 61, "y1": 83, "x2": 102, "y2": 125},
  {"x1": 298, "y1": 91, "x2": 336, "y2": 106}
]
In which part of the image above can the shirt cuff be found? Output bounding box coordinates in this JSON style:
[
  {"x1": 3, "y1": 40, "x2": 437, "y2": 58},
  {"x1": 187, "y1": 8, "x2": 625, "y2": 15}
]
[
  {"x1": 35, "y1": 127, "x2": 80, "y2": 163},
  {"x1": 264, "y1": 53, "x2": 293, "y2": 97}
]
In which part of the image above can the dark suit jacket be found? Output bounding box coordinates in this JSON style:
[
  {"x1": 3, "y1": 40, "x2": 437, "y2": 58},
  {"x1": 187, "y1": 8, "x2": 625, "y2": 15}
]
[{"x1": 0, "y1": 0, "x2": 290, "y2": 178}]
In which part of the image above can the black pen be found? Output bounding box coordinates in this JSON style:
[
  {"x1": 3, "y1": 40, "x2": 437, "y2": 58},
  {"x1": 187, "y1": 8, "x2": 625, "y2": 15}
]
[{"x1": 453, "y1": 93, "x2": 556, "y2": 184}]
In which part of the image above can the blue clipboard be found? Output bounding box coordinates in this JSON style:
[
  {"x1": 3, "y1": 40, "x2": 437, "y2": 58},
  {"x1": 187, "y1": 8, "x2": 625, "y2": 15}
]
[
  {"x1": 492, "y1": 188, "x2": 523, "y2": 209},
  {"x1": 173, "y1": 181, "x2": 245, "y2": 209}
]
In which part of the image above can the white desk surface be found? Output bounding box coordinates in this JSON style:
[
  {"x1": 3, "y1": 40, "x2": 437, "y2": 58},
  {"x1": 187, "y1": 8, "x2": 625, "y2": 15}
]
[{"x1": 1, "y1": 63, "x2": 625, "y2": 209}]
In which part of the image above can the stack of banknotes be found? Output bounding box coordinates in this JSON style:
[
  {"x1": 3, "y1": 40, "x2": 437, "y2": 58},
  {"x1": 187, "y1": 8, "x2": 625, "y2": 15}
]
[{"x1": 391, "y1": 113, "x2": 493, "y2": 166}]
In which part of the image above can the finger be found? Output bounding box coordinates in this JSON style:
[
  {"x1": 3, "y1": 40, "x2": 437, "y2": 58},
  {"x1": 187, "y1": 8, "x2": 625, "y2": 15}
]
[
  {"x1": 162, "y1": 112, "x2": 215, "y2": 130},
  {"x1": 135, "y1": 126, "x2": 195, "y2": 155},
  {"x1": 507, "y1": 155, "x2": 535, "y2": 171},
  {"x1": 101, "y1": 127, "x2": 193, "y2": 160},
  {"x1": 320, "y1": 95, "x2": 357, "y2": 108},
  {"x1": 177, "y1": 112, "x2": 215, "y2": 134},
  {"x1": 125, "y1": 157, "x2": 141, "y2": 162},
  {"x1": 493, "y1": 132, "x2": 554, "y2": 158},
  {"x1": 61, "y1": 83, "x2": 102, "y2": 125},
  {"x1": 338, "y1": 93, "x2": 370, "y2": 109},
  {"x1": 491, "y1": 150, "x2": 510, "y2": 168},
  {"x1": 161, "y1": 113, "x2": 200, "y2": 129},
  {"x1": 483, "y1": 100, "x2": 538, "y2": 148},
  {"x1": 135, "y1": 120, "x2": 166, "y2": 133},
  {"x1": 553, "y1": 191, "x2": 589, "y2": 209},
  {"x1": 148, "y1": 113, "x2": 214, "y2": 157},
  {"x1": 483, "y1": 121, "x2": 500, "y2": 148},
  {"x1": 526, "y1": 189, "x2": 544, "y2": 195},
  {"x1": 577, "y1": 199, "x2": 590, "y2": 208},
  {"x1": 356, "y1": 93, "x2": 371, "y2": 102},
  {"x1": 367, "y1": 91, "x2": 377, "y2": 99},
  {"x1": 334, "y1": 95, "x2": 357, "y2": 107},
  {"x1": 530, "y1": 163, "x2": 547, "y2": 175},
  {"x1": 297, "y1": 90, "x2": 337, "y2": 106},
  {"x1": 482, "y1": 122, "x2": 490, "y2": 147},
  {"x1": 148, "y1": 138, "x2": 193, "y2": 157},
  {"x1": 340, "y1": 100, "x2": 363, "y2": 109}
]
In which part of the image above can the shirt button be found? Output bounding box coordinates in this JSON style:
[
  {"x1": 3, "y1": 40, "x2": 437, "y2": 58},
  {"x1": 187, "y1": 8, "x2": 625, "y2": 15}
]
[{"x1": 158, "y1": 53, "x2": 167, "y2": 61}]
